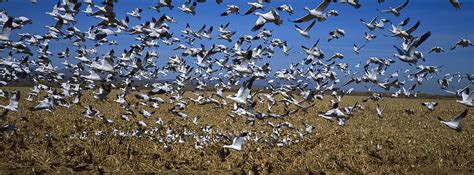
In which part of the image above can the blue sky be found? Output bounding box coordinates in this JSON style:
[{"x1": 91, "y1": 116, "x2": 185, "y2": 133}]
[{"x1": 1, "y1": 0, "x2": 473, "y2": 94}]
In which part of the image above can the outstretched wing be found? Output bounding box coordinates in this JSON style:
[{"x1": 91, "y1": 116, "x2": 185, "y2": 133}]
[
  {"x1": 243, "y1": 6, "x2": 257, "y2": 15},
  {"x1": 292, "y1": 14, "x2": 314, "y2": 23},
  {"x1": 305, "y1": 20, "x2": 316, "y2": 32},
  {"x1": 452, "y1": 109, "x2": 468, "y2": 125},
  {"x1": 395, "y1": 0, "x2": 409, "y2": 11},
  {"x1": 393, "y1": 45, "x2": 405, "y2": 55},
  {"x1": 316, "y1": 0, "x2": 331, "y2": 12},
  {"x1": 252, "y1": 16, "x2": 266, "y2": 31},
  {"x1": 406, "y1": 21, "x2": 420, "y2": 34}
]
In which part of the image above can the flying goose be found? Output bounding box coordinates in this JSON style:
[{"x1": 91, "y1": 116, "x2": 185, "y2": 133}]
[
  {"x1": 393, "y1": 31, "x2": 431, "y2": 64},
  {"x1": 45, "y1": 17, "x2": 65, "y2": 36},
  {"x1": 318, "y1": 100, "x2": 346, "y2": 126},
  {"x1": 221, "y1": 5, "x2": 240, "y2": 16},
  {"x1": 0, "y1": 16, "x2": 13, "y2": 41},
  {"x1": 82, "y1": 105, "x2": 100, "y2": 119},
  {"x1": 353, "y1": 43, "x2": 366, "y2": 54},
  {"x1": 127, "y1": 8, "x2": 142, "y2": 20},
  {"x1": 223, "y1": 132, "x2": 248, "y2": 151},
  {"x1": 438, "y1": 109, "x2": 468, "y2": 132},
  {"x1": 178, "y1": 2, "x2": 197, "y2": 15},
  {"x1": 360, "y1": 16, "x2": 378, "y2": 31},
  {"x1": 451, "y1": 39, "x2": 473, "y2": 50},
  {"x1": 251, "y1": 8, "x2": 283, "y2": 31},
  {"x1": 302, "y1": 39, "x2": 324, "y2": 64},
  {"x1": 31, "y1": 96, "x2": 54, "y2": 112},
  {"x1": 378, "y1": 0, "x2": 409, "y2": 17},
  {"x1": 0, "y1": 91, "x2": 19, "y2": 112},
  {"x1": 456, "y1": 87, "x2": 473, "y2": 107},
  {"x1": 150, "y1": 0, "x2": 174, "y2": 12},
  {"x1": 428, "y1": 46, "x2": 444, "y2": 54},
  {"x1": 227, "y1": 76, "x2": 258, "y2": 105},
  {"x1": 389, "y1": 20, "x2": 420, "y2": 39},
  {"x1": 337, "y1": 0, "x2": 361, "y2": 9},
  {"x1": 364, "y1": 32, "x2": 377, "y2": 41},
  {"x1": 328, "y1": 28, "x2": 345, "y2": 42},
  {"x1": 449, "y1": 0, "x2": 461, "y2": 10},
  {"x1": 292, "y1": 0, "x2": 331, "y2": 23},
  {"x1": 294, "y1": 20, "x2": 316, "y2": 39},
  {"x1": 277, "y1": 4, "x2": 294, "y2": 15},
  {"x1": 243, "y1": 2, "x2": 264, "y2": 16}
]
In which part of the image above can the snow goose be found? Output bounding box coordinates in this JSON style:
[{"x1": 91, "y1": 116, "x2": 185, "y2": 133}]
[
  {"x1": 294, "y1": 20, "x2": 316, "y2": 39},
  {"x1": 243, "y1": 2, "x2": 264, "y2": 16},
  {"x1": 251, "y1": 8, "x2": 282, "y2": 31},
  {"x1": 456, "y1": 87, "x2": 473, "y2": 107},
  {"x1": 438, "y1": 109, "x2": 468, "y2": 132},
  {"x1": 451, "y1": 39, "x2": 473, "y2": 50},
  {"x1": 292, "y1": 0, "x2": 331, "y2": 23},
  {"x1": 378, "y1": 0, "x2": 409, "y2": 17},
  {"x1": 0, "y1": 91, "x2": 19, "y2": 112},
  {"x1": 421, "y1": 102, "x2": 438, "y2": 111},
  {"x1": 223, "y1": 132, "x2": 248, "y2": 151},
  {"x1": 0, "y1": 16, "x2": 13, "y2": 41},
  {"x1": 277, "y1": 4, "x2": 294, "y2": 15}
]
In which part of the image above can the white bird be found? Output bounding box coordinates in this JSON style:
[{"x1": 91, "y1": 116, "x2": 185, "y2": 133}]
[
  {"x1": 294, "y1": 20, "x2": 316, "y2": 39},
  {"x1": 178, "y1": 2, "x2": 197, "y2": 15},
  {"x1": 318, "y1": 101, "x2": 346, "y2": 126},
  {"x1": 292, "y1": 0, "x2": 331, "y2": 23},
  {"x1": 139, "y1": 110, "x2": 155, "y2": 118},
  {"x1": 428, "y1": 46, "x2": 444, "y2": 54},
  {"x1": 31, "y1": 96, "x2": 54, "y2": 112},
  {"x1": 338, "y1": 0, "x2": 361, "y2": 9},
  {"x1": 82, "y1": 105, "x2": 100, "y2": 119},
  {"x1": 0, "y1": 17, "x2": 13, "y2": 41},
  {"x1": 438, "y1": 109, "x2": 468, "y2": 132},
  {"x1": 277, "y1": 4, "x2": 294, "y2": 15},
  {"x1": 344, "y1": 101, "x2": 359, "y2": 116},
  {"x1": 378, "y1": 0, "x2": 409, "y2": 17},
  {"x1": 220, "y1": 5, "x2": 240, "y2": 16},
  {"x1": 360, "y1": 16, "x2": 379, "y2": 31},
  {"x1": 328, "y1": 28, "x2": 345, "y2": 42},
  {"x1": 302, "y1": 121, "x2": 314, "y2": 133},
  {"x1": 389, "y1": 20, "x2": 420, "y2": 39},
  {"x1": 251, "y1": 8, "x2": 283, "y2": 31},
  {"x1": 0, "y1": 91, "x2": 19, "y2": 112},
  {"x1": 127, "y1": 8, "x2": 142, "y2": 20},
  {"x1": 223, "y1": 132, "x2": 248, "y2": 151},
  {"x1": 243, "y1": 2, "x2": 264, "y2": 16},
  {"x1": 393, "y1": 31, "x2": 431, "y2": 64},
  {"x1": 227, "y1": 76, "x2": 258, "y2": 105},
  {"x1": 421, "y1": 102, "x2": 438, "y2": 111},
  {"x1": 364, "y1": 32, "x2": 377, "y2": 41},
  {"x1": 353, "y1": 43, "x2": 365, "y2": 54},
  {"x1": 150, "y1": 0, "x2": 174, "y2": 12},
  {"x1": 451, "y1": 39, "x2": 473, "y2": 50},
  {"x1": 456, "y1": 87, "x2": 473, "y2": 107}
]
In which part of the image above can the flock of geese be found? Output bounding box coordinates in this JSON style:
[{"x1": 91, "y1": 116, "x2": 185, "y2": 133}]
[{"x1": 0, "y1": 0, "x2": 472, "y2": 151}]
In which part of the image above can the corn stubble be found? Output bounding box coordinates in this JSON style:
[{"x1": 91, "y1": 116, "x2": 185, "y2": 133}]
[{"x1": 0, "y1": 87, "x2": 472, "y2": 173}]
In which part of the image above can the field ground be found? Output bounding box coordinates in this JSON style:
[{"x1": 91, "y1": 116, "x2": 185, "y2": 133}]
[{"x1": 0, "y1": 87, "x2": 473, "y2": 173}]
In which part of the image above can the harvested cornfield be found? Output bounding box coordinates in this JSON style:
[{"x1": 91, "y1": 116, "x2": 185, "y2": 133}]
[{"x1": 0, "y1": 87, "x2": 472, "y2": 174}]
